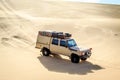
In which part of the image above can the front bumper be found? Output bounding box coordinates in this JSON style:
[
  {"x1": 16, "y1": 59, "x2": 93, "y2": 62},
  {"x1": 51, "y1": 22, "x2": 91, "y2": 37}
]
[{"x1": 80, "y1": 51, "x2": 92, "y2": 58}]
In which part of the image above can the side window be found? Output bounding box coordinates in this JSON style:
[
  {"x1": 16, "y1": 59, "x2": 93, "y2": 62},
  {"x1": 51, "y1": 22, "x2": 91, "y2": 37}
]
[
  {"x1": 52, "y1": 38, "x2": 58, "y2": 45},
  {"x1": 60, "y1": 40, "x2": 66, "y2": 47}
]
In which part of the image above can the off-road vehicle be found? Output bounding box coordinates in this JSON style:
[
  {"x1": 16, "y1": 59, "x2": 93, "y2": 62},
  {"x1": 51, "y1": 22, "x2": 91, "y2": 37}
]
[{"x1": 35, "y1": 30, "x2": 92, "y2": 63}]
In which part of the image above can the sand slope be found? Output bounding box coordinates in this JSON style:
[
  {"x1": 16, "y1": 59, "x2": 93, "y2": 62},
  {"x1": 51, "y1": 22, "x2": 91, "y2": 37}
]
[{"x1": 0, "y1": 0, "x2": 120, "y2": 80}]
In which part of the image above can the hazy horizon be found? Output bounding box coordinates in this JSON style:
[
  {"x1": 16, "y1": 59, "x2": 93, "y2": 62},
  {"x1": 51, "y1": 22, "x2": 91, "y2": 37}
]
[{"x1": 51, "y1": 0, "x2": 120, "y2": 5}]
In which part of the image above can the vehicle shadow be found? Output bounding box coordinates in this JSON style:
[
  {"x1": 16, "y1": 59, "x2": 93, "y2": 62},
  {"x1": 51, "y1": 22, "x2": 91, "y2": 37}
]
[{"x1": 37, "y1": 55, "x2": 104, "y2": 75}]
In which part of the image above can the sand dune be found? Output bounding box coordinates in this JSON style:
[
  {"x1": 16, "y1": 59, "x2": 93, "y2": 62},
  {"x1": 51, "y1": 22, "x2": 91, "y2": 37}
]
[{"x1": 0, "y1": 0, "x2": 120, "y2": 80}]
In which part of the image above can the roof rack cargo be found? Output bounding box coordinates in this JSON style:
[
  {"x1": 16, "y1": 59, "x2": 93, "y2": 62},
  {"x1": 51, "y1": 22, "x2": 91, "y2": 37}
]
[{"x1": 39, "y1": 30, "x2": 72, "y2": 39}]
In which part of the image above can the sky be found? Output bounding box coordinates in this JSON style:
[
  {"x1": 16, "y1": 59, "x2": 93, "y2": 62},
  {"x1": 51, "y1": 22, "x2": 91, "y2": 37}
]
[{"x1": 64, "y1": 0, "x2": 120, "y2": 5}]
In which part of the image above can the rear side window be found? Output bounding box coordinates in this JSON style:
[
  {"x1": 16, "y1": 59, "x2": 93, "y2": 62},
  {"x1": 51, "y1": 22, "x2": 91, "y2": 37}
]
[
  {"x1": 60, "y1": 40, "x2": 66, "y2": 47},
  {"x1": 52, "y1": 38, "x2": 58, "y2": 45}
]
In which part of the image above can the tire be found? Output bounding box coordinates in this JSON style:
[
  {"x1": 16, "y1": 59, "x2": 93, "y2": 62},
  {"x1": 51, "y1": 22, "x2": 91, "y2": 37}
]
[
  {"x1": 71, "y1": 54, "x2": 80, "y2": 63},
  {"x1": 81, "y1": 57, "x2": 87, "y2": 61},
  {"x1": 42, "y1": 48, "x2": 50, "y2": 56}
]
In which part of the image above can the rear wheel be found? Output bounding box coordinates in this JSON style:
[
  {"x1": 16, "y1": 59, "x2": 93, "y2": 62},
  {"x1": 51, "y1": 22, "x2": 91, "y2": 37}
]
[
  {"x1": 42, "y1": 48, "x2": 50, "y2": 56},
  {"x1": 71, "y1": 54, "x2": 80, "y2": 63}
]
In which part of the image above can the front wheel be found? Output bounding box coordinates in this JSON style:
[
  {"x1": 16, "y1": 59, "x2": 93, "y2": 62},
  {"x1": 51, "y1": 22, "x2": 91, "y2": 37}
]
[
  {"x1": 42, "y1": 48, "x2": 50, "y2": 56},
  {"x1": 71, "y1": 54, "x2": 80, "y2": 63}
]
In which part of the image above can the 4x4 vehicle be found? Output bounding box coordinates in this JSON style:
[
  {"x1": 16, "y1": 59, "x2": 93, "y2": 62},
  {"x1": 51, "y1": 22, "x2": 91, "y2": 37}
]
[{"x1": 35, "y1": 30, "x2": 92, "y2": 63}]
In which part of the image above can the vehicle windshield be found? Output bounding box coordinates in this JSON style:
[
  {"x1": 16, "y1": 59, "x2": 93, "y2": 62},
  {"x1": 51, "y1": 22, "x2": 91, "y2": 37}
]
[{"x1": 67, "y1": 39, "x2": 77, "y2": 47}]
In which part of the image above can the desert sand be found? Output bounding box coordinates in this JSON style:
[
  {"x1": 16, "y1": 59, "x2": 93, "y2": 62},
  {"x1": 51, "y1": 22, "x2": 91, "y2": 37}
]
[{"x1": 0, "y1": 0, "x2": 120, "y2": 80}]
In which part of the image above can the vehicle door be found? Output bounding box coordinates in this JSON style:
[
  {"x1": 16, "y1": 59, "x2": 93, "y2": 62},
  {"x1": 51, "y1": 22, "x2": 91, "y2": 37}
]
[
  {"x1": 57, "y1": 39, "x2": 71, "y2": 56},
  {"x1": 50, "y1": 38, "x2": 60, "y2": 54}
]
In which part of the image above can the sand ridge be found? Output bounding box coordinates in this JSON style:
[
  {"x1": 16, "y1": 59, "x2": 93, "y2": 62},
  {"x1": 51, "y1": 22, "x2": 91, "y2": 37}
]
[{"x1": 0, "y1": 0, "x2": 120, "y2": 80}]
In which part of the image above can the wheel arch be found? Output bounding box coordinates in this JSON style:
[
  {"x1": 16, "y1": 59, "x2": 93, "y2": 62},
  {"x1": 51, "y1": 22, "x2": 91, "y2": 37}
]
[{"x1": 70, "y1": 53, "x2": 79, "y2": 57}]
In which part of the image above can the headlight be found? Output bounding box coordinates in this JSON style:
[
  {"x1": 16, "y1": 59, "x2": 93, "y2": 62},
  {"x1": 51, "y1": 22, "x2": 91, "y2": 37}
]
[{"x1": 85, "y1": 52, "x2": 91, "y2": 57}]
